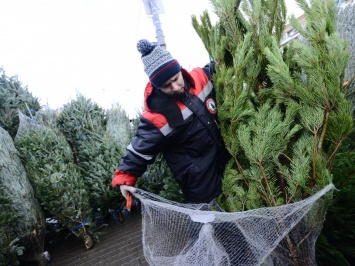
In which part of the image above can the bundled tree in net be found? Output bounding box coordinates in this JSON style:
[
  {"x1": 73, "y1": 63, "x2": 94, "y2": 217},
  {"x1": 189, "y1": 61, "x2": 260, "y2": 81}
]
[
  {"x1": 316, "y1": 143, "x2": 355, "y2": 265},
  {"x1": 106, "y1": 103, "x2": 131, "y2": 154},
  {"x1": 0, "y1": 186, "x2": 24, "y2": 265},
  {"x1": 191, "y1": 0, "x2": 352, "y2": 264},
  {"x1": 337, "y1": 1, "x2": 355, "y2": 90},
  {"x1": 315, "y1": 2, "x2": 355, "y2": 264},
  {"x1": 0, "y1": 68, "x2": 41, "y2": 139},
  {"x1": 57, "y1": 94, "x2": 125, "y2": 218},
  {"x1": 336, "y1": 1, "x2": 354, "y2": 135},
  {"x1": 14, "y1": 112, "x2": 96, "y2": 249},
  {"x1": 56, "y1": 93, "x2": 107, "y2": 158},
  {"x1": 0, "y1": 126, "x2": 46, "y2": 264}
]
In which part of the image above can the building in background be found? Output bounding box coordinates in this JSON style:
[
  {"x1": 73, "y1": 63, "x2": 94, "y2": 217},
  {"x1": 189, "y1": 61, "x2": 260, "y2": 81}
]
[
  {"x1": 281, "y1": 0, "x2": 353, "y2": 47},
  {"x1": 280, "y1": 14, "x2": 306, "y2": 47}
]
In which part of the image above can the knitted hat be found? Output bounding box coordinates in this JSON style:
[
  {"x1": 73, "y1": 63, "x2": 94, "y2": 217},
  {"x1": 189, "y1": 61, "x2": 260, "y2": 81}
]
[{"x1": 137, "y1": 39, "x2": 181, "y2": 88}]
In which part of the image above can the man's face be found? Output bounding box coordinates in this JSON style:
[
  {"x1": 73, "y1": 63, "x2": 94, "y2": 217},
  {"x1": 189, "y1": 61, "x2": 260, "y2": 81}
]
[{"x1": 158, "y1": 71, "x2": 185, "y2": 96}]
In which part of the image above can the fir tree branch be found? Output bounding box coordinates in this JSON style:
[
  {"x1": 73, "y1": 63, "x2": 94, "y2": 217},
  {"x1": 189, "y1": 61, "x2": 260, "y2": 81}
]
[
  {"x1": 287, "y1": 184, "x2": 299, "y2": 204},
  {"x1": 232, "y1": 154, "x2": 249, "y2": 186},
  {"x1": 277, "y1": 225, "x2": 299, "y2": 266},
  {"x1": 318, "y1": 77, "x2": 337, "y2": 153},
  {"x1": 258, "y1": 161, "x2": 277, "y2": 206},
  {"x1": 257, "y1": 189, "x2": 272, "y2": 205},
  {"x1": 256, "y1": 176, "x2": 273, "y2": 205},
  {"x1": 318, "y1": 110, "x2": 330, "y2": 152},
  {"x1": 312, "y1": 127, "x2": 318, "y2": 182},
  {"x1": 326, "y1": 138, "x2": 344, "y2": 170},
  {"x1": 276, "y1": 170, "x2": 287, "y2": 202},
  {"x1": 269, "y1": 0, "x2": 279, "y2": 35},
  {"x1": 220, "y1": 7, "x2": 241, "y2": 48},
  {"x1": 287, "y1": 235, "x2": 300, "y2": 266},
  {"x1": 281, "y1": 152, "x2": 292, "y2": 162},
  {"x1": 339, "y1": 170, "x2": 355, "y2": 189}
]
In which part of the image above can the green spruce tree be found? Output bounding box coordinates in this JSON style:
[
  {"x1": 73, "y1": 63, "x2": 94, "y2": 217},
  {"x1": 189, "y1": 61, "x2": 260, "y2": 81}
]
[
  {"x1": 0, "y1": 68, "x2": 41, "y2": 139},
  {"x1": 106, "y1": 103, "x2": 131, "y2": 154},
  {"x1": 316, "y1": 145, "x2": 355, "y2": 265},
  {"x1": 0, "y1": 126, "x2": 46, "y2": 264},
  {"x1": 0, "y1": 186, "x2": 24, "y2": 266},
  {"x1": 57, "y1": 94, "x2": 124, "y2": 217},
  {"x1": 315, "y1": 2, "x2": 355, "y2": 264},
  {"x1": 192, "y1": 0, "x2": 353, "y2": 263},
  {"x1": 14, "y1": 113, "x2": 95, "y2": 249}
]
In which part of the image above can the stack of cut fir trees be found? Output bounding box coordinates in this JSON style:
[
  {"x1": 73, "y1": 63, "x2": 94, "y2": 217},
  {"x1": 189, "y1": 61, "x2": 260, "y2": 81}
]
[{"x1": 0, "y1": 68, "x2": 131, "y2": 265}]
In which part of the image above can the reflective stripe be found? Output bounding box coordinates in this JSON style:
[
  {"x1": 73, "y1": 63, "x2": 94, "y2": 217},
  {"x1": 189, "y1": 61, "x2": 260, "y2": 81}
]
[
  {"x1": 182, "y1": 106, "x2": 193, "y2": 120},
  {"x1": 127, "y1": 143, "x2": 154, "y2": 161},
  {"x1": 160, "y1": 107, "x2": 193, "y2": 136},
  {"x1": 197, "y1": 80, "x2": 213, "y2": 102},
  {"x1": 158, "y1": 81, "x2": 212, "y2": 136},
  {"x1": 160, "y1": 123, "x2": 172, "y2": 136}
]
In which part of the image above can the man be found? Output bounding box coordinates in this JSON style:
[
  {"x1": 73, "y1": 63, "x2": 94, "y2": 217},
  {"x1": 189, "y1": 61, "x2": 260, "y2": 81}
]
[{"x1": 112, "y1": 39, "x2": 230, "y2": 204}]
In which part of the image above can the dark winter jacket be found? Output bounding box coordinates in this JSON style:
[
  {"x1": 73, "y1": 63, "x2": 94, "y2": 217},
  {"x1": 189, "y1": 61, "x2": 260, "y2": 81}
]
[{"x1": 117, "y1": 62, "x2": 230, "y2": 203}]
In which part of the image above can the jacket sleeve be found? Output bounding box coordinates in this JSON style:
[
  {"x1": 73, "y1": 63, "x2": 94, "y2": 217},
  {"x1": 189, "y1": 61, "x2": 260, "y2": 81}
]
[
  {"x1": 116, "y1": 115, "x2": 168, "y2": 180},
  {"x1": 202, "y1": 61, "x2": 216, "y2": 80}
]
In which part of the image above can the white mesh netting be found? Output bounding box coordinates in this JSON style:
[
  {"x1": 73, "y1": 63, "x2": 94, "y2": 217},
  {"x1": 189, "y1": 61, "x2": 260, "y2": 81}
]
[
  {"x1": 133, "y1": 184, "x2": 334, "y2": 266},
  {"x1": 14, "y1": 110, "x2": 40, "y2": 142}
]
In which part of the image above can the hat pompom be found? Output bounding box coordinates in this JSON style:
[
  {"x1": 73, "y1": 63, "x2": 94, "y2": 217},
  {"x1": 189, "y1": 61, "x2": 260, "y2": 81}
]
[{"x1": 137, "y1": 39, "x2": 154, "y2": 56}]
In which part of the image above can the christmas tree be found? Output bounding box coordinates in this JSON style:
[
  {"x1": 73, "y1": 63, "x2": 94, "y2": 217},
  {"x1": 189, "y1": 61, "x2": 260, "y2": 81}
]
[
  {"x1": 0, "y1": 68, "x2": 41, "y2": 139},
  {"x1": 0, "y1": 126, "x2": 46, "y2": 264},
  {"x1": 192, "y1": 0, "x2": 353, "y2": 263},
  {"x1": 315, "y1": 2, "x2": 355, "y2": 264},
  {"x1": 14, "y1": 112, "x2": 95, "y2": 249},
  {"x1": 57, "y1": 94, "x2": 125, "y2": 217},
  {"x1": 106, "y1": 103, "x2": 131, "y2": 154},
  {"x1": 0, "y1": 186, "x2": 24, "y2": 265}
]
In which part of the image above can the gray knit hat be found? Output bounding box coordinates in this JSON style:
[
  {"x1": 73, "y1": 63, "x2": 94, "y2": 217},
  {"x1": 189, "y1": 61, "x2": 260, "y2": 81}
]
[{"x1": 136, "y1": 39, "x2": 181, "y2": 88}]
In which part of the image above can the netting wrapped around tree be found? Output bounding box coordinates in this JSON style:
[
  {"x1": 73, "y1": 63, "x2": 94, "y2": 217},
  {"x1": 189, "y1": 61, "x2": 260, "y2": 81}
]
[
  {"x1": 0, "y1": 126, "x2": 45, "y2": 264},
  {"x1": 336, "y1": 1, "x2": 355, "y2": 107},
  {"x1": 56, "y1": 95, "x2": 125, "y2": 217},
  {"x1": 133, "y1": 184, "x2": 334, "y2": 266},
  {"x1": 336, "y1": 1, "x2": 355, "y2": 83},
  {"x1": 14, "y1": 111, "x2": 95, "y2": 249},
  {"x1": 106, "y1": 103, "x2": 131, "y2": 153}
]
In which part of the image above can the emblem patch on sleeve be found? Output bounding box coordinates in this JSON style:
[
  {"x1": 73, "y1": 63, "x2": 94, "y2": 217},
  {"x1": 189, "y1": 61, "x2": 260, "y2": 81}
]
[{"x1": 206, "y1": 98, "x2": 217, "y2": 114}]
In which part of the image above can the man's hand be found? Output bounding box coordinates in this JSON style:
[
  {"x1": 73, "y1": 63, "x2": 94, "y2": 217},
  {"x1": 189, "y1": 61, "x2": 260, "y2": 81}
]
[
  {"x1": 120, "y1": 185, "x2": 136, "y2": 211},
  {"x1": 120, "y1": 185, "x2": 136, "y2": 199},
  {"x1": 111, "y1": 170, "x2": 137, "y2": 211}
]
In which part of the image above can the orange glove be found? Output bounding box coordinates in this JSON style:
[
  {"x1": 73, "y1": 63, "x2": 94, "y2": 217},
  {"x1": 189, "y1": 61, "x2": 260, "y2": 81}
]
[
  {"x1": 112, "y1": 170, "x2": 137, "y2": 211},
  {"x1": 112, "y1": 170, "x2": 137, "y2": 187},
  {"x1": 126, "y1": 192, "x2": 133, "y2": 211}
]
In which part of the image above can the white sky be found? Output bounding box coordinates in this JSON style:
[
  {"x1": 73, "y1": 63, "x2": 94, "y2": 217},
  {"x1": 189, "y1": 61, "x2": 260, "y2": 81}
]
[{"x1": 0, "y1": 0, "x2": 303, "y2": 118}]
